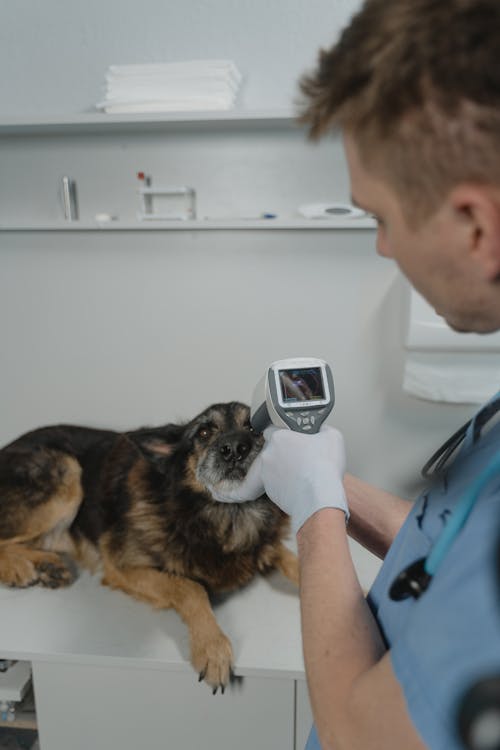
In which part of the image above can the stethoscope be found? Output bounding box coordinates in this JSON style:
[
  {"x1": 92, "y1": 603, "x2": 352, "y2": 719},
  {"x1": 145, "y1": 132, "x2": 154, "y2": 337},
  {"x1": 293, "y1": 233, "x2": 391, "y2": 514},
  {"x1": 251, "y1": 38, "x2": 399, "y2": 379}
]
[{"x1": 389, "y1": 396, "x2": 500, "y2": 602}]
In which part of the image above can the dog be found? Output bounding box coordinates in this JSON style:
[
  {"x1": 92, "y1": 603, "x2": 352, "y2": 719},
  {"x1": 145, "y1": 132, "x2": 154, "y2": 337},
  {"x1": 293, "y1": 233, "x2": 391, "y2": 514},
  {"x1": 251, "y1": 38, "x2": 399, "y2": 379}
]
[{"x1": 0, "y1": 402, "x2": 298, "y2": 692}]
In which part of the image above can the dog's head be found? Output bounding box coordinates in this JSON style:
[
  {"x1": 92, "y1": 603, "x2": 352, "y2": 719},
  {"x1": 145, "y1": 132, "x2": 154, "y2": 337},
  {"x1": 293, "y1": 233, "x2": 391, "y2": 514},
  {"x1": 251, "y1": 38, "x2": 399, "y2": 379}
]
[
  {"x1": 182, "y1": 401, "x2": 264, "y2": 499},
  {"x1": 131, "y1": 402, "x2": 264, "y2": 502}
]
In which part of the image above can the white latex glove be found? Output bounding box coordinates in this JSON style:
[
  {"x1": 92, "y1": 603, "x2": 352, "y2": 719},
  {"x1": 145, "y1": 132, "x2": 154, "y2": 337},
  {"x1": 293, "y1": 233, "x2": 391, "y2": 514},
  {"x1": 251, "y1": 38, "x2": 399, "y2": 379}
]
[
  {"x1": 260, "y1": 425, "x2": 348, "y2": 534},
  {"x1": 206, "y1": 454, "x2": 265, "y2": 503}
]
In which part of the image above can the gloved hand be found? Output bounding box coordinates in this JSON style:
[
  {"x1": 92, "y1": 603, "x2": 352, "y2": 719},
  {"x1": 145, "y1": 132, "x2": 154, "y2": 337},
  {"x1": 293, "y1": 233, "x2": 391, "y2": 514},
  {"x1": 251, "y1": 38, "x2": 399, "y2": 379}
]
[
  {"x1": 209, "y1": 425, "x2": 348, "y2": 535},
  {"x1": 206, "y1": 453, "x2": 265, "y2": 503},
  {"x1": 260, "y1": 425, "x2": 348, "y2": 534}
]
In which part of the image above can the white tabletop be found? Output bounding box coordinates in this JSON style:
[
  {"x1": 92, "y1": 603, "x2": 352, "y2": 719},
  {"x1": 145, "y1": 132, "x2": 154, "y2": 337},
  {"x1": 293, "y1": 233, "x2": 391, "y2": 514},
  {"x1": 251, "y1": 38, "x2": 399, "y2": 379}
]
[
  {"x1": 0, "y1": 540, "x2": 379, "y2": 681},
  {"x1": 0, "y1": 567, "x2": 304, "y2": 680}
]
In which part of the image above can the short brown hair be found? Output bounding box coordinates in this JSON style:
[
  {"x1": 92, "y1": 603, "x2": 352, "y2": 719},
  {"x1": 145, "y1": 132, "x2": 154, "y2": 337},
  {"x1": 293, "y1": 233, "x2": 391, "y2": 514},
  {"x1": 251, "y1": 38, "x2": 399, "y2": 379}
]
[{"x1": 299, "y1": 0, "x2": 500, "y2": 223}]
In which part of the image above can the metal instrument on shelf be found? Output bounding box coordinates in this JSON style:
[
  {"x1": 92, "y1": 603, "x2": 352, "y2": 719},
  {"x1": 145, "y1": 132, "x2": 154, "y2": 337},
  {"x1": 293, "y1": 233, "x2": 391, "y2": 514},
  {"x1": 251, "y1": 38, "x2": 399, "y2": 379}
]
[{"x1": 137, "y1": 172, "x2": 196, "y2": 220}]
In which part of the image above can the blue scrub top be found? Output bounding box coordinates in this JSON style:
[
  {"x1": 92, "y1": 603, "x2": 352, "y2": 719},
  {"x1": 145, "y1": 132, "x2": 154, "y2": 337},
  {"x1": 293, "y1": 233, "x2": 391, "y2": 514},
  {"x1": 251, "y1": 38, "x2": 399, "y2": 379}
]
[{"x1": 306, "y1": 392, "x2": 500, "y2": 749}]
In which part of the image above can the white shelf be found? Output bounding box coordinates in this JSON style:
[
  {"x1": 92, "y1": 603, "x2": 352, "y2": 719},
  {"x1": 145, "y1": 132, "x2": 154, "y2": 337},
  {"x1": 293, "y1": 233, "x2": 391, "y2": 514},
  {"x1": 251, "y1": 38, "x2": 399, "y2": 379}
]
[
  {"x1": 0, "y1": 218, "x2": 376, "y2": 232},
  {"x1": 0, "y1": 108, "x2": 298, "y2": 136}
]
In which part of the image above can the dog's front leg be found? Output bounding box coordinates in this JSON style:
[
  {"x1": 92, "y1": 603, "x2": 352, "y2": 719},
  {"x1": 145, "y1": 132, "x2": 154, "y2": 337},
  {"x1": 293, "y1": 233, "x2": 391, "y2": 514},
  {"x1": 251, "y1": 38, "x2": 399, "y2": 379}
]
[{"x1": 102, "y1": 563, "x2": 233, "y2": 692}]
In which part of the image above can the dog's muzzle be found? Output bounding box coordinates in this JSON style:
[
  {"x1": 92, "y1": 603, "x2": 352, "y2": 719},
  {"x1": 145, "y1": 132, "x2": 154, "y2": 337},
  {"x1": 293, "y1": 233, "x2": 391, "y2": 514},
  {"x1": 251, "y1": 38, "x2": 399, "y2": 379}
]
[
  {"x1": 196, "y1": 432, "x2": 262, "y2": 494},
  {"x1": 218, "y1": 435, "x2": 252, "y2": 464}
]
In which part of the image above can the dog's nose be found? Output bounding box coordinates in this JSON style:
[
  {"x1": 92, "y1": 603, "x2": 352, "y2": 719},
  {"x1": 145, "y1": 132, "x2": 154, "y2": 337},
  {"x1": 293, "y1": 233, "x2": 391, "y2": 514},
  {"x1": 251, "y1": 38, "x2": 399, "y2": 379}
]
[{"x1": 219, "y1": 438, "x2": 251, "y2": 462}]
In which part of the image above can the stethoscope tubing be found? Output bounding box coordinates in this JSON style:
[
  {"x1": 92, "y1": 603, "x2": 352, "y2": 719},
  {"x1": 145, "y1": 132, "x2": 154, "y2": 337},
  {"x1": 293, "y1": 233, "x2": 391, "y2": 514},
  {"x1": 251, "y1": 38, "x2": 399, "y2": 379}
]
[
  {"x1": 425, "y1": 451, "x2": 500, "y2": 576},
  {"x1": 390, "y1": 396, "x2": 500, "y2": 601},
  {"x1": 420, "y1": 421, "x2": 471, "y2": 479}
]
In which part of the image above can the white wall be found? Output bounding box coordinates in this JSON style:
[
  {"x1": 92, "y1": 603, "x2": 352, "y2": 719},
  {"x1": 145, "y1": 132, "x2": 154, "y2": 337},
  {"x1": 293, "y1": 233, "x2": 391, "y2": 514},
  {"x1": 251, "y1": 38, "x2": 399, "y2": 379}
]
[
  {"x1": 0, "y1": 227, "x2": 472, "y2": 497},
  {"x1": 0, "y1": 0, "x2": 360, "y2": 116},
  {"x1": 0, "y1": 127, "x2": 352, "y2": 224}
]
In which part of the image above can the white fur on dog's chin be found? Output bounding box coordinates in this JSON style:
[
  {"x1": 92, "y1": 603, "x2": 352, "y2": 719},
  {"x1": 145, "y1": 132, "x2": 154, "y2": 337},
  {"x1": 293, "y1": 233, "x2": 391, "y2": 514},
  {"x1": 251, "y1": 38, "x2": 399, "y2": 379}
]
[
  {"x1": 207, "y1": 482, "x2": 255, "y2": 503},
  {"x1": 204, "y1": 454, "x2": 265, "y2": 504},
  {"x1": 205, "y1": 481, "x2": 254, "y2": 504}
]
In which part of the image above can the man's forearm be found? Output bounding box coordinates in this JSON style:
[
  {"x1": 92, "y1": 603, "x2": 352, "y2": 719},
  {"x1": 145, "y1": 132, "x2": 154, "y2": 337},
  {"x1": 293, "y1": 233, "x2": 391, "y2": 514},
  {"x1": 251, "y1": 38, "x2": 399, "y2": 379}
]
[
  {"x1": 298, "y1": 509, "x2": 386, "y2": 749},
  {"x1": 344, "y1": 473, "x2": 413, "y2": 559},
  {"x1": 297, "y1": 509, "x2": 425, "y2": 750}
]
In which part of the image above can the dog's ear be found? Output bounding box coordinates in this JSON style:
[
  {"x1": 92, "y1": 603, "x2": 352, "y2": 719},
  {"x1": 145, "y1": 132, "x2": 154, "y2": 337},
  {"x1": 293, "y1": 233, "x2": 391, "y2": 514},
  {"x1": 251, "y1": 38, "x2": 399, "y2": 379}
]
[{"x1": 126, "y1": 424, "x2": 185, "y2": 467}]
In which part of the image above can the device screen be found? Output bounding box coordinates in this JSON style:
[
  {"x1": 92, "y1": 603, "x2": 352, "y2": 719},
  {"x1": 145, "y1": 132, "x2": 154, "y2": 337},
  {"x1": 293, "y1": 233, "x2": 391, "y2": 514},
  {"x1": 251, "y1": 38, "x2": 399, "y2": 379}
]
[{"x1": 278, "y1": 367, "x2": 325, "y2": 404}]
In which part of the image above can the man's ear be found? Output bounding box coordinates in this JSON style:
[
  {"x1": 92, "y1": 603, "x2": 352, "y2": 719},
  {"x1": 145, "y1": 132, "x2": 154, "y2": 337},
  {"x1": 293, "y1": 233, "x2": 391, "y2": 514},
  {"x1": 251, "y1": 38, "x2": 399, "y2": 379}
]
[{"x1": 450, "y1": 184, "x2": 500, "y2": 281}]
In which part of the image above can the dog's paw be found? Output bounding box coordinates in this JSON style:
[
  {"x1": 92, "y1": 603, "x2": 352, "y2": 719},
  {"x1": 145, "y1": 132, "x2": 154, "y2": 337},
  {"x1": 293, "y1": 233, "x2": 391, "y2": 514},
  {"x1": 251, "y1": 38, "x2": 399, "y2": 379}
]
[
  {"x1": 34, "y1": 554, "x2": 78, "y2": 589},
  {"x1": 0, "y1": 557, "x2": 39, "y2": 589},
  {"x1": 0, "y1": 550, "x2": 79, "y2": 590},
  {"x1": 191, "y1": 629, "x2": 234, "y2": 694}
]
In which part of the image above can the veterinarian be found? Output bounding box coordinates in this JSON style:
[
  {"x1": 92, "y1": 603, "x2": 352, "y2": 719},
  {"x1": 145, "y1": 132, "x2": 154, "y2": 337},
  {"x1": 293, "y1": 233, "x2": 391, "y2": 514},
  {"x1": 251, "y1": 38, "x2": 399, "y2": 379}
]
[{"x1": 231, "y1": 1, "x2": 500, "y2": 748}]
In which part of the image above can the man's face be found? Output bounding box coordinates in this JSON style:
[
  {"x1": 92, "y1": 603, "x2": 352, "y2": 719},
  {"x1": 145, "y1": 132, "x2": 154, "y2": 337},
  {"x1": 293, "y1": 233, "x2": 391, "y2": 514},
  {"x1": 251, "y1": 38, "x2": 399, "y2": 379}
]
[{"x1": 344, "y1": 133, "x2": 497, "y2": 333}]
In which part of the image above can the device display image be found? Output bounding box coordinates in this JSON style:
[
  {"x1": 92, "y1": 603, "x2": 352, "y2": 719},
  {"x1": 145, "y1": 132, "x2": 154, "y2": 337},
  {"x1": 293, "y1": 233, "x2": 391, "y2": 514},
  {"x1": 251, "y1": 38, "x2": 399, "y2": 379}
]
[
  {"x1": 278, "y1": 367, "x2": 325, "y2": 404},
  {"x1": 250, "y1": 357, "x2": 334, "y2": 434}
]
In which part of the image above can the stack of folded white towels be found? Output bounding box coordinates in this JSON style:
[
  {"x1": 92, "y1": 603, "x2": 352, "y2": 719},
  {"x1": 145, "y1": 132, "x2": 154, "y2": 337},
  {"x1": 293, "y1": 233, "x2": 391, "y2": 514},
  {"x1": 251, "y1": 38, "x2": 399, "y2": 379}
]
[{"x1": 97, "y1": 59, "x2": 242, "y2": 114}]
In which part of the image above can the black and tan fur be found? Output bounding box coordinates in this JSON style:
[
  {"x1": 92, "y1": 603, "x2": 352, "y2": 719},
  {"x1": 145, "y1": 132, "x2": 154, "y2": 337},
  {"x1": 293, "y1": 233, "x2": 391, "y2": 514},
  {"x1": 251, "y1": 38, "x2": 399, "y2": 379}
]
[{"x1": 0, "y1": 402, "x2": 298, "y2": 691}]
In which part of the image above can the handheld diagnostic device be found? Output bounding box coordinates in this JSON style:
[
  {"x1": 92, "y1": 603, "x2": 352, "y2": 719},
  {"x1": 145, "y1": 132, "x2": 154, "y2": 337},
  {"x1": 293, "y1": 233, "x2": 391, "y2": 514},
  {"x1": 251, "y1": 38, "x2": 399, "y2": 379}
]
[{"x1": 251, "y1": 357, "x2": 334, "y2": 434}]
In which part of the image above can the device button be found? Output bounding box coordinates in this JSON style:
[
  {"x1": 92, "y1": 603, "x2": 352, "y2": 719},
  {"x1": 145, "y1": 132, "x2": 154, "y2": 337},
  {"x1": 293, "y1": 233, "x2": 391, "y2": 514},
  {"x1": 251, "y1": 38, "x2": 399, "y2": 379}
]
[
  {"x1": 310, "y1": 415, "x2": 316, "y2": 425},
  {"x1": 296, "y1": 417, "x2": 302, "y2": 426},
  {"x1": 302, "y1": 417, "x2": 310, "y2": 425},
  {"x1": 302, "y1": 424, "x2": 312, "y2": 431}
]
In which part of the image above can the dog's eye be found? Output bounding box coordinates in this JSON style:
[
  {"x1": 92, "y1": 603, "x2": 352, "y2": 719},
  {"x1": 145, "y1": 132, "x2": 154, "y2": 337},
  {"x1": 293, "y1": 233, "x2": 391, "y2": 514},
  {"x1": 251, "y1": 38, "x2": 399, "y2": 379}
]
[
  {"x1": 196, "y1": 425, "x2": 213, "y2": 441},
  {"x1": 244, "y1": 421, "x2": 255, "y2": 433}
]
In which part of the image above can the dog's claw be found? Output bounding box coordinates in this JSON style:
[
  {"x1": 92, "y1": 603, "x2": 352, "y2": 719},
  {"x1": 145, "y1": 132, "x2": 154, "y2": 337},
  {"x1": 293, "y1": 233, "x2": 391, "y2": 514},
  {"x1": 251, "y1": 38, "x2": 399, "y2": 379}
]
[
  {"x1": 221, "y1": 684, "x2": 225, "y2": 695},
  {"x1": 198, "y1": 668, "x2": 207, "y2": 682},
  {"x1": 212, "y1": 686, "x2": 218, "y2": 695}
]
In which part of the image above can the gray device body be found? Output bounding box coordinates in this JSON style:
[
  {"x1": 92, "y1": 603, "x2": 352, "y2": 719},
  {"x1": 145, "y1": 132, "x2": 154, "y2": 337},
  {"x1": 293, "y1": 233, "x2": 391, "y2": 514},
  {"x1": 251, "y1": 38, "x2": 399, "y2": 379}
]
[{"x1": 250, "y1": 357, "x2": 334, "y2": 434}]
